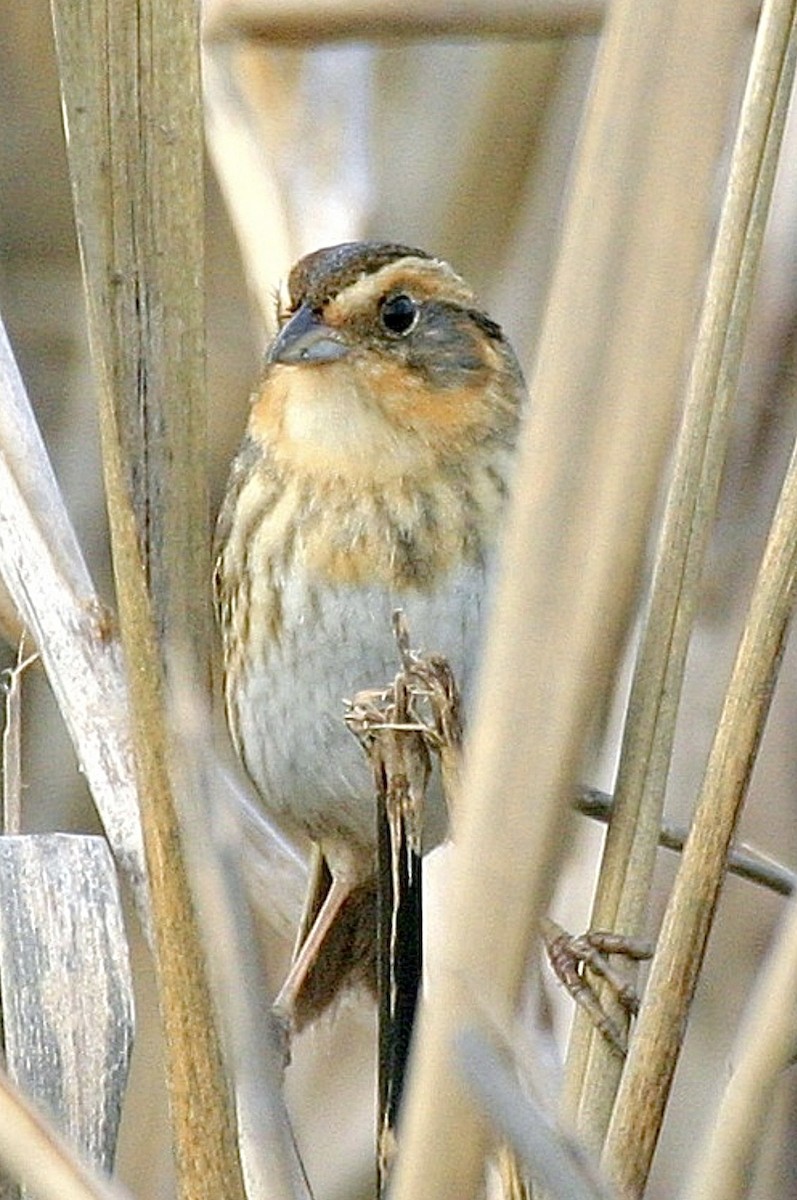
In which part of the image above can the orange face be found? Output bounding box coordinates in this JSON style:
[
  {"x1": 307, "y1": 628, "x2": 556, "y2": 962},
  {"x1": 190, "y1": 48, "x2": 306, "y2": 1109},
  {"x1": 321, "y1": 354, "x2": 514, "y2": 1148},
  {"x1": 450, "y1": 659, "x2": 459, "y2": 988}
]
[{"x1": 248, "y1": 250, "x2": 523, "y2": 488}]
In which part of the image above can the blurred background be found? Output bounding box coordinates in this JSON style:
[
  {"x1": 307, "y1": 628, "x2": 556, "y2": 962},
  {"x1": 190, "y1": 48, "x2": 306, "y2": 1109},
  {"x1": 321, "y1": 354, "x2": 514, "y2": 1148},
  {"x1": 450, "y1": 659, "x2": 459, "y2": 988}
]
[{"x1": 1, "y1": 2, "x2": 797, "y2": 1196}]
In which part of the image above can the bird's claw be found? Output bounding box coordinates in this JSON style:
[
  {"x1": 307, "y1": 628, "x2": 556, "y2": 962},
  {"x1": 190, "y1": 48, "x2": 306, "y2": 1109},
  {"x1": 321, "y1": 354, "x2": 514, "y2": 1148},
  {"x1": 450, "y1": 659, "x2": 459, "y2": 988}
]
[{"x1": 541, "y1": 916, "x2": 653, "y2": 1056}]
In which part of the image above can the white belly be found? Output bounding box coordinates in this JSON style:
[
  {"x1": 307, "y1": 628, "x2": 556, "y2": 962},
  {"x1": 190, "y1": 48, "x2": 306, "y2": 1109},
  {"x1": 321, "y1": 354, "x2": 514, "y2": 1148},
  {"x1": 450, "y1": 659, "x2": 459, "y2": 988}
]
[{"x1": 232, "y1": 562, "x2": 487, "y2": 871}]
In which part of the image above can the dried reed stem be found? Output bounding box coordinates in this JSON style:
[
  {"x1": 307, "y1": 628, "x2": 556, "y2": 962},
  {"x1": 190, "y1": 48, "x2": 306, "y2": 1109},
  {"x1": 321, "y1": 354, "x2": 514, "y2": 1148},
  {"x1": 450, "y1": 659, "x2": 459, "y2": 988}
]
[
  {"x1": 682, "y1": 884, "x2": 797, "y2": 1199},
  {"x1": 390, "y1": 2, "x2": 740, "y2": 1196},
  {"x1": 0, "y1": 318, "x2": 149, "y2": 923},
  {"x1": 604, "y1": 399, "x2": 797, "y2": 1196},
  {"x1": 566, "y1": 0, "x2": 796, "y2": 1148},
  {"x1": 49, "y1": 1, "x2": 246, "y2": 1196}
]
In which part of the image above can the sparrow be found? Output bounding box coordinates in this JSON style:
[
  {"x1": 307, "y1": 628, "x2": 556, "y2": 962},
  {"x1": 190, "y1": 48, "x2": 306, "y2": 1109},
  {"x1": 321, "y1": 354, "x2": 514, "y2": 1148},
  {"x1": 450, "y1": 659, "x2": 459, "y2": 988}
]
[{"x1": 214, "y1": 241, "x2": 526, "y2": 1030}]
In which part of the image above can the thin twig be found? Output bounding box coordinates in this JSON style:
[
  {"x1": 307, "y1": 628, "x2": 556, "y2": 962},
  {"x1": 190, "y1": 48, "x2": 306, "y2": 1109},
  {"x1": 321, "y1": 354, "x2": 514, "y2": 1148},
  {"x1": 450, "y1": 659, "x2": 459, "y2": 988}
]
[
  {"x1": 1, "y1": 639, "x2": 36, "y2": 836},
  {"x1": 346, "y1": 622, "x2": 429, "y2": 1194},
  {"x1": 574, "y1": 786, "x2": 796, "y2": 898}
]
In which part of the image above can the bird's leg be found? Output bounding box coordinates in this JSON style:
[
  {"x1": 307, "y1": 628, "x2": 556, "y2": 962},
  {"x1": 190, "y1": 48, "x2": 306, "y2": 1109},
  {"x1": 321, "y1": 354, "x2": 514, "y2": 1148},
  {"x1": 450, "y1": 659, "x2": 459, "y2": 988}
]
[
  {"x1": 291, "y1": 843, "x2": 333, "y2": 961},
  {"x1": 274, "y1": 871, "x2": 356, "y2": 1025}
]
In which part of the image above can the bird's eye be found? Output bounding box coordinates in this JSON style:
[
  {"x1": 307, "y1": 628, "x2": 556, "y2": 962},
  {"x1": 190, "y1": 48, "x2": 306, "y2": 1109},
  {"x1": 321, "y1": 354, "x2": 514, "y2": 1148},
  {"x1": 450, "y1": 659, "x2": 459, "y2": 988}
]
[{"x1": 379, "y1": 293, "x2": 419, "y2": 337}]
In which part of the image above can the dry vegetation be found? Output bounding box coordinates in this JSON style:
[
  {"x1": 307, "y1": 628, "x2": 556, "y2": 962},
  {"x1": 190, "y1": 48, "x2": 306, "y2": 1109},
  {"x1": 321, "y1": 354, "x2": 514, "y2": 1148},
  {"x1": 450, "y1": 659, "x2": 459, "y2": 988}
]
[{"x1": 1, "y1": 1, "x2": 797, "y2": 1198}]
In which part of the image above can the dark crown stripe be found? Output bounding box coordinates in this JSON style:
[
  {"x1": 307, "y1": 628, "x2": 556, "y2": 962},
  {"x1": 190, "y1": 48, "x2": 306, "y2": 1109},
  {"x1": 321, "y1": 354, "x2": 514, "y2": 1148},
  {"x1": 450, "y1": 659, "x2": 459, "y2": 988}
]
[{"x1": 289, "y1": 241, "x2": 432, "y2": 310}]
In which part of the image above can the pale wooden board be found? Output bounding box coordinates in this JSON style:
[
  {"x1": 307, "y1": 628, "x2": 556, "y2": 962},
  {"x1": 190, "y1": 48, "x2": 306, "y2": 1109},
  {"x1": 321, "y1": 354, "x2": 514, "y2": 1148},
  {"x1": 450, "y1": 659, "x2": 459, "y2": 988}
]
[{"x1": 0, "y1": 835, "x2": 134, "y2": 1183}]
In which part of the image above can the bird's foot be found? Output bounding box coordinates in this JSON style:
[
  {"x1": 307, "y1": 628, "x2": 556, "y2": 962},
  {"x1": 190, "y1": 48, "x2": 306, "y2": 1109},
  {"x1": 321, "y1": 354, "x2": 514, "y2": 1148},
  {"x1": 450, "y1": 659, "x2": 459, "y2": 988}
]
[{"x1": 541, "y1": 915, "x2": 653, "y2": 1056}]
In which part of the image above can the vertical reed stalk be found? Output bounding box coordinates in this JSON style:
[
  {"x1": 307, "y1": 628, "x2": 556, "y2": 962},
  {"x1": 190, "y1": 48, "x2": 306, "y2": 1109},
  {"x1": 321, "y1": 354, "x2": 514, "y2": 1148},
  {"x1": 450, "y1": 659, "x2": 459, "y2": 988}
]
[
  {"x1": 390, "y1": 2, "x2": 743, "y2": 1196},
  {"x1": 604, "y1": 407, "x2": 797, "y2": 1197},
  {"x1": 49, "y1": 2, "x2": 247, "y2": 1196},
  {"x1": 565, "y1": 0, "x2": 797, "y2": 1152}
]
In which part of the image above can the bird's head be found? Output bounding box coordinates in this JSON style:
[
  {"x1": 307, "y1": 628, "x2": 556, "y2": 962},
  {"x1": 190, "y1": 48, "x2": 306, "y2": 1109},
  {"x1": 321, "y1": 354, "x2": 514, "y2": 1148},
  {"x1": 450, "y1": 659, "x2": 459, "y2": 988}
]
[{"x1": 249, "y1": 241, "x2": 526, "y2": 480}]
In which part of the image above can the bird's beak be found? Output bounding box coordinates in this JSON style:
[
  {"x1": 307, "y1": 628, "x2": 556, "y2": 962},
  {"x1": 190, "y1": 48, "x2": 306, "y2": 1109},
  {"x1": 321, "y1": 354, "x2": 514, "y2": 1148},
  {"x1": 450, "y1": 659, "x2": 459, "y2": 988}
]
[{"x1": 268, "y1": 304, "x2": 350, "y2": 365}]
